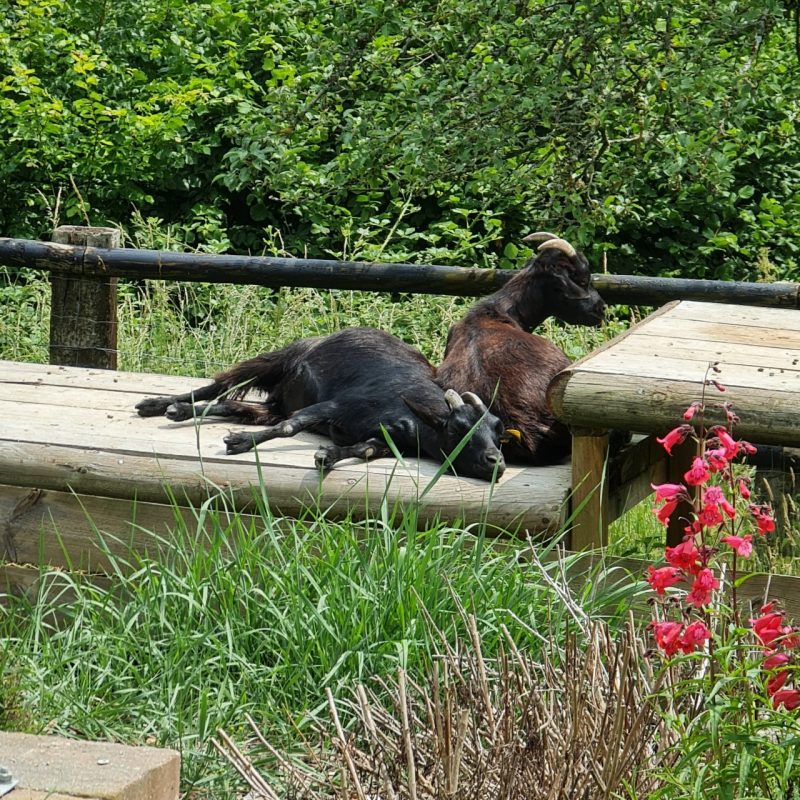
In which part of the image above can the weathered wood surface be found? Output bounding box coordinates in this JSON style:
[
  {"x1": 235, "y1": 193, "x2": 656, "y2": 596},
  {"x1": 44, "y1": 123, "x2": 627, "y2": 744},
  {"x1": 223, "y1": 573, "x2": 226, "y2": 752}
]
[
  {"x1": 4, "y1": 236, "x2": 800, "y2": 307},
  {"x1": 0, "y1": 360, "x2": 572, "y2": 576},
  {"x1": 569, "y1": 429, "x2": 610, "y2": 550},
  {"x1": 49, "y1": 226, "x2": 119, "y2": 369},
  {"x1": 549, "y1": 300, "x2": 800, "y2": 446}
]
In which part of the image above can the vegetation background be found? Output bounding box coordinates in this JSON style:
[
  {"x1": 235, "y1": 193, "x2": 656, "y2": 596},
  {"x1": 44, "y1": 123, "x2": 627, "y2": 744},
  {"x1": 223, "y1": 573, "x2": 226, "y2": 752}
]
[
  {"x1": 2, "y1": 0, "x2": 799, "y2": 280},
  {"x1": 4, "y1": 2, "x2": 800, "y2": 797}
]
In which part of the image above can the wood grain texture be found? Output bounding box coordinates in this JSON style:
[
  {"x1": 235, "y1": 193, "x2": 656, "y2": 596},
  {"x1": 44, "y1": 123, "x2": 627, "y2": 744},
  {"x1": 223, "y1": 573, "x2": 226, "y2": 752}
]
[
  {"x1": 569, "y1": 429, "x2": 610, "y2": 550},
  {"x1": 49, "y1": 227, "x2": 120, "y2": 369},
  {"x1": 549, "y1": 301, "x2": 800, "y2": 447},
  {"x1": 5, "y1": 235, "x2": 800, "y2": 306}
]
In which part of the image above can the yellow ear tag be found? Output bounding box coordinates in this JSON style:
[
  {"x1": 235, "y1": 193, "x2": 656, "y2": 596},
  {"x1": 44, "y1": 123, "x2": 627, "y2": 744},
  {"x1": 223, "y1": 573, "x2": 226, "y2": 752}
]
[{"x1": 505, "y1": 428, "x2": 522, "y2": 442}]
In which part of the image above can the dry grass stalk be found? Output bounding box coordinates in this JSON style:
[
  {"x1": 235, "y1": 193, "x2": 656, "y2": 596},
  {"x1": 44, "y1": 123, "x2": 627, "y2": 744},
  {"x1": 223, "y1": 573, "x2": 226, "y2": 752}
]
[{"x1": 214, "y1": 613, "x2": 676, "y2": 799}]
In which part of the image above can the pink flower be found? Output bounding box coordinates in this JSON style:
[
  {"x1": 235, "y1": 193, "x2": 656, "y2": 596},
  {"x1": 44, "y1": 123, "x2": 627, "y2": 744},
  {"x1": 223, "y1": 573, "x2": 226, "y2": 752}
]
[
  {"x1": 712, "y1": 426, "x2": 740, "y2": 460},
  {"x1": 772, "y1": 688, "x2": 800, "y2": 710},
  {"x1": 684, "y1": 457, "x2": 711, "y2": 486},
  {"x1": 653, "y1": 498, "x2": 679, "y2": 527},
  {"x1": 720, "y1": 534, "x2": 753, "y2": 558},
  {"x1": 665, "y1": 540, "x2": 701, "y2": 574},
  {"x1": 709, "y1": 379, "x2": 727, "y2": 393},
  {"x1": 751, "y1": 611, "x2": 790, "y2": 649},
  {"x1": 683, "y1": 402, "x2": 702, "y2": 421},
  {"x1": 768, "y1": 670, "x2": 790, "y2": 696},
  {"x1": 646, "y1": 565, "x2": 683, "y2": 594},
  {"x1": 651, "y1": 621, "x2": 684, "y2": 656},
  {"x1": 722, "y1": 402, "x2": 739, "y2": 424},
  {"x1": 686, "y1": 568, "x2": 720, "y2": 608},
  {"x1": 750, "y1": 504, "x2": 776, "y2": 535},
  {"x1": 702, "y1": 486, "x2": 736, "y2": 518},
  {"x1": 738, "y1": 479, "x2": 751, "y2": 500},
  {"x1": 657, "y1": 425, "x2": 692, "y2": 455},
  {"x1": 651, "y1": 483, "x2": 686, "y2": 502},
  {"x1": 705, "y1": 448, "x2": 729, "y2": 472},
  {"x1": 697, "y1": 503, "x2": 724, "y2": 528},
  {"x1": 764, "y1": 652, "x2": 792, "y2": 671},
  {"x1": 679, "y1": 620, "x2": 712, "y2": 653}
]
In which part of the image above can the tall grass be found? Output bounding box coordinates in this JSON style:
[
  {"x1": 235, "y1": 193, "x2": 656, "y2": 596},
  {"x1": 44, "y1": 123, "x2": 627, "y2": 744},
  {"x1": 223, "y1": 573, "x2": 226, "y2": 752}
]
[{"x1": 0, "y1": 493, "x2": 647, "y2": 796}]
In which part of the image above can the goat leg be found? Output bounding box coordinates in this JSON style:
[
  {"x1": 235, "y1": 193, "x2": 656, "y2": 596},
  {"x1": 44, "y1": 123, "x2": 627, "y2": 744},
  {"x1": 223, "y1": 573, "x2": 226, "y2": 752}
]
[
  {"x1": 135, "y1": 381, "x2": 224, "y2": 417},
  {"x1": 314, "y1": 439, "x2": 391, "y2": 471},
  {"x1": 223, "y1": 400, "x2": 338, "y2": 455},
  {"x1": 165, "y1": 399, "x2": 283, "y2": 425}
]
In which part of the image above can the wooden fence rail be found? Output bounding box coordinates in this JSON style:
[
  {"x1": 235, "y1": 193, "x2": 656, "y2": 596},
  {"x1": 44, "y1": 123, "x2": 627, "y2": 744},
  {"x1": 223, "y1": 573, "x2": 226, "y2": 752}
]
[{"x1": 2, "y1": 226, "x2": 800, "y2": 369}]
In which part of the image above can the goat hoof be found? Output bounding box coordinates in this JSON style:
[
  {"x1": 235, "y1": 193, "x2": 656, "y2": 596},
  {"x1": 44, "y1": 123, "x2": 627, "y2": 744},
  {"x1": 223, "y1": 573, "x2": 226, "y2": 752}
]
[
  {"x1": 165, "y1": 402, "x2": 193, "y2": 422},
  {"x1": 135, "y1": 397, "x2": 171, "y2": 417},
  {"x1": 224, "y1": 432, "x2": 254, "y2": 455},
  {"x1": 314, "y1": 446, "x2": 338, "y2": 471}
]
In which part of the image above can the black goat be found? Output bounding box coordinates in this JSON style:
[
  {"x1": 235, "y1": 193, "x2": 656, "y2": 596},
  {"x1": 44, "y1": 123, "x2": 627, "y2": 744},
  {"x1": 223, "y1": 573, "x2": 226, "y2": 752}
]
[
  {"x1": 435, "y1": 233, "x2": 606, "y2": 465},
  {"x1": 136, "y1": 327, "x2": 506, "y2": 481}
]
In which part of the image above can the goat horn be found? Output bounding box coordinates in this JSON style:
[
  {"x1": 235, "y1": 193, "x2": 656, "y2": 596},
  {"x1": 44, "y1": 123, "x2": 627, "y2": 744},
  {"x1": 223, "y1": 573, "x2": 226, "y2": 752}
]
[
  {"x1": 538, "y1": 238, "x2": 577, "y2": 258},
  {"x1": 522, "y1": 230, "x2": 559, "y2": 243},
  {"x1": 444, "y1": 389, "x2": 464, "y2": 410},
  {"x1": 461, "y1": 392, "x2": 488, "y2": 412}
]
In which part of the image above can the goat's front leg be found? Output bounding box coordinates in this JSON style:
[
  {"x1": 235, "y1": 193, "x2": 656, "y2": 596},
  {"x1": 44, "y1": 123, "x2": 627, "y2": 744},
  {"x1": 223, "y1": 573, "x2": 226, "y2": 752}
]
[
  {"x1": 135, "y1": 382, "x2": 223, "y2": 417},
  {"x1": 223, "y1": 401, "x2": 337, "y2": 455},
  {"x1": 314, "y1": 439, "x2": 392, "y2": 471},
  {"x1": 165, "y1": 399, "x2": 283, "y2": 426}
]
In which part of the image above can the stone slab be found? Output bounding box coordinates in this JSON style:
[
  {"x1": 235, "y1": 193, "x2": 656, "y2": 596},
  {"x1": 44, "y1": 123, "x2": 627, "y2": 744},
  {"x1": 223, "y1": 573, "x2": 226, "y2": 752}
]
[{"x1": 0, "y1": 732, "x2": 179, "y2": 800}]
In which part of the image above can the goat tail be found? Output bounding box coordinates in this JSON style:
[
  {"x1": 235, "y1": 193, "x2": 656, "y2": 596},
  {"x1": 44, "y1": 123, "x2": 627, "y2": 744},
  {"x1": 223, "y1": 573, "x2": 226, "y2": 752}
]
[{"x1": 212, "y1": 353, "x2": 285, "y2": 399}]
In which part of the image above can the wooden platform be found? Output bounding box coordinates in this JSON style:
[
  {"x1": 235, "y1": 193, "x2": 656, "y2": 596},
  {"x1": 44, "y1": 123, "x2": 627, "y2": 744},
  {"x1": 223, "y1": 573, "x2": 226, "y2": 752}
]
[
  {"x1": 1, "y1": 360, "x2": 575, "y2": 588},
  {"x1": 550, "y1": 300, "x2": 800, "y2": 548}
]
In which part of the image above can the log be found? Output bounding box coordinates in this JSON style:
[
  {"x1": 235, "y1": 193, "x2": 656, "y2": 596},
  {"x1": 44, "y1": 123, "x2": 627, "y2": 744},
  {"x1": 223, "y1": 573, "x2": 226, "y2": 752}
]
[
  {"x1": 49, "y1": 226, "x2": 120, "y2": 369},
  {"x1": 3, "y1": 235, "x2": 800, "y2": 306}
]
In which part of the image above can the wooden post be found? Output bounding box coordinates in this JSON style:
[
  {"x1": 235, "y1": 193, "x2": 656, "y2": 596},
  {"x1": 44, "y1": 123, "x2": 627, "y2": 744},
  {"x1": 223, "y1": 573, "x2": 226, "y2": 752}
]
[
  {"x1": 49, "y1": 225, "x2": 119, "y2": 369},
  {"x1": 568, "y1": 428, "x2": 610, "y2": 550}
]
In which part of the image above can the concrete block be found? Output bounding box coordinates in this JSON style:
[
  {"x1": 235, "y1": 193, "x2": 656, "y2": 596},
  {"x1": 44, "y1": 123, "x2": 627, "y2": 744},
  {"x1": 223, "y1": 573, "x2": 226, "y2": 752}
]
[{"x1": 0, "y1": 732, "x2": 179, "y2": 800}]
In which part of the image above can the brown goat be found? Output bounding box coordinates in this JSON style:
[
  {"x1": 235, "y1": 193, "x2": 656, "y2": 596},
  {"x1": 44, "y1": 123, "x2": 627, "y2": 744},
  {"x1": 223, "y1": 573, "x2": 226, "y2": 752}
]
[{"x1": 435, "y1": 234, "x2": 606, "y2": 465}]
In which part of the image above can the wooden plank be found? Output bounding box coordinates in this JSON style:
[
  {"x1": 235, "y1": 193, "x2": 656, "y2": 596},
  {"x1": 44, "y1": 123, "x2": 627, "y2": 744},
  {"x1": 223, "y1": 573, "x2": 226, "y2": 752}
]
[
  {"x1": 573, "y1": 352, "x2": 800, "y2": 390},
  {"x1": 550, "y1": 371, "x2": 800, "y2": 447},
  {"x1": 0, "y1": 360, "x2": 572, "y2": 539},
  {"x1": 0, "y1": 562, "x2": 112, "y2": 606},
  {"x1": 1, "y1": 359, "x2": 206, "y2": 394},
  {"x1": 635, "y1": 315, "x2": 800, "y2": 350},
  {"x1": 581, "y1": 336, "x2": 800, "y2": 371},
  {"x1": 608, "y1": 435, "x2": 668, "y2": 520},
  {"x1": 0, "y1": 440, "x2": 571, "y2": 535},
  {"x1": 669, "y1": 301, "x2": 800, "y2": 331},
  {"x1": 0, "y1": 483, "x2": 259, "y2": 574}
]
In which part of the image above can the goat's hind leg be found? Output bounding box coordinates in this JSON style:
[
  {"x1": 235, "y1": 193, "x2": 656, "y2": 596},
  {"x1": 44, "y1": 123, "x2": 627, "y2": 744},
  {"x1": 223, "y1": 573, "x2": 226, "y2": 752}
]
[
  {"x1": 135, "y1": 382, "x2": 223, "y2": 417},
  {"x1": 165, "y1": 399, "x2": 283, "y2": 425},
  {"x1": 223, "y1": 401, "x2": 337, "y2": 455},
  {"x1": 314, "y1": 439, "x2": 391, "y2": 471}
]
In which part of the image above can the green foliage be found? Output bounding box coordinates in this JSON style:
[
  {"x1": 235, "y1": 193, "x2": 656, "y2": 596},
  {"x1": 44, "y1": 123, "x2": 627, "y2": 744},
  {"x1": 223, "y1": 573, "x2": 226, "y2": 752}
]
[
  {"x1": 0, "y1": 500, "x2": 646, "y2": 795},
  {"x1": 1, "y1": 0, "x2": 799, "y2": 277},
  {"x1": 653, "y1": 647, "x2": 800, "y2": 799}
]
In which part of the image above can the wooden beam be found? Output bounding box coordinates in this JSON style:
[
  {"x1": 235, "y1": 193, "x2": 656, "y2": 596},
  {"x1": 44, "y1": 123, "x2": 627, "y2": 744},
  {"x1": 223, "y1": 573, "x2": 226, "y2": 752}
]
[
  {"x1": 49, "y1": 226, "x2": 119, "y2": 369},
  {"x1": 2, "y1": 234, "x2": 800, "y2": 307}
]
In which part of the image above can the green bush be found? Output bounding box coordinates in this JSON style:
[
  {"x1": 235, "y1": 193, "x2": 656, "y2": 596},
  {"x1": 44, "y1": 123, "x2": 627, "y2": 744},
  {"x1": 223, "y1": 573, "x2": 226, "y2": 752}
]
[{"x1": 1, "y1": 0, "x2": 799, "y2": 277}]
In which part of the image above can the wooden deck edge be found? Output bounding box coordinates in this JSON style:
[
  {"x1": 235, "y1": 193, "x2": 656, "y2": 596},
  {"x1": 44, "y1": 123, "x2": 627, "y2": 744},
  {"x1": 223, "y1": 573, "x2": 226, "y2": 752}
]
[{"x1": 546, "y1": 301, "x2": 680, "y2": 419}]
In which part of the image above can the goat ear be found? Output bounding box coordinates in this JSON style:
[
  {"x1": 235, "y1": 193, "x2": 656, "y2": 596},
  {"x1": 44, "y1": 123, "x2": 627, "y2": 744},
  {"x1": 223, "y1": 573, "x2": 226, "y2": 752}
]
[{"x1": 402, "y1": 395, "x2": 446, "y2": 431}]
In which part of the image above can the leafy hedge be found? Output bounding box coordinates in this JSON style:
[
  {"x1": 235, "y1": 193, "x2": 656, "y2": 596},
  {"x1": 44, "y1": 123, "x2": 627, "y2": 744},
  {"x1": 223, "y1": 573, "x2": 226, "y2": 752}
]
[{"x1": 2, "y1": 0, "x2": 799, "y2": 278}]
